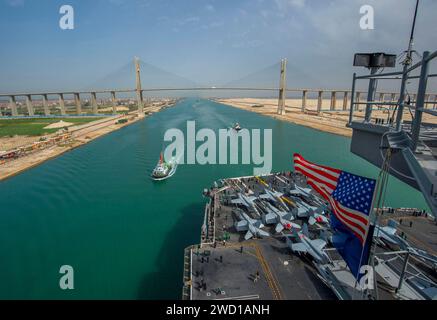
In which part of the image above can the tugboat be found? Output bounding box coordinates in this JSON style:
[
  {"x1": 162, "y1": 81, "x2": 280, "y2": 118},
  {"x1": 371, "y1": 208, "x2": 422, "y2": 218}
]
[
  {"x1": 232, "y1": 122, "x2": 242, "y2": 132},
  {"x1": 151, "y1": 152, "x2": 177, "y2": 181}
]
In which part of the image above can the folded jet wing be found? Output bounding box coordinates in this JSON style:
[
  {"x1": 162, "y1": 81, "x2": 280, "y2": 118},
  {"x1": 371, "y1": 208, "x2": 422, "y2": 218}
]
[
  {"x1": 259, "y1": 189, "x2": 283, "y2": 201},
  {"x1": 374, "y1": 225, "x2": 398, "y2": 244},
  {"x1": 262, "y1": 202, "x2": 300, "y2": 233},
  {"x1": 310, "y1": 238, "x2": 327, "y2": 251},
  {"x1": 264, "y1": 212, "x2": 277, "y2": 224},
  {"x1": 245, "y1": 225, "x2": 270, "y2": 240},
  {"x1": 308, "y1": 213, "x2": 329, "y2": 225},
  {"x1": 231, "y1": 193, "x2": 257, "y2": 208},
  {"x1": 289, "y1": 186, "x2": 312, "y2": 197},
  {"x1": 265, "y1": 202, "x2": 293, "y2": 220},
  {"x1": 235, "y1": 219, "x2": 249, "y2": 231},
  {"x1": 234, "y1": 211, "x2": 269, "y2": 240},
  {"x1": 291, "y1": 242, "x2": 308, "y2": 253},
  {"x1": 287, "y1": 224, "x2": 329, "y2": 263},
  {"x1": 244, "y1": 230, "x2": 254, "y2": 240},
  {"x1": 290, "y1": 238, "x2": 328, "y2": 260},
  {"x1": 294, "y1": 201, "x2": 318, "y2": 217}
]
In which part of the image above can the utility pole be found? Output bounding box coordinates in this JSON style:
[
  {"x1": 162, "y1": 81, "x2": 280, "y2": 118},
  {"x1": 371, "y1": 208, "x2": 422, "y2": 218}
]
[{"x1": 135, "y1": 57, "x2": 144, "y2": 113}]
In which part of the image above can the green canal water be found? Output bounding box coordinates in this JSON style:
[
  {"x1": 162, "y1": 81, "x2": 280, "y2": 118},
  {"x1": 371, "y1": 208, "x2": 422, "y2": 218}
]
[{"x1": 0, "y1": 98, "x2": 428, "y2": 299}]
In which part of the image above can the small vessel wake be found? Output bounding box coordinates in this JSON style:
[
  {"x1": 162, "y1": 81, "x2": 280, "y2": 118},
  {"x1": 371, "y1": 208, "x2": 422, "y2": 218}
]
[{"x1": 151, "y1": 152, "x2": 178, "y2": 181}]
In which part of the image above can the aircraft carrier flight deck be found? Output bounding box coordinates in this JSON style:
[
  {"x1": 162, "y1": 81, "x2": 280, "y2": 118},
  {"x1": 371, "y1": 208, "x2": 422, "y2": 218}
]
[{"x1": 182, "y1": 173, "x2": 437, "y2": 300}]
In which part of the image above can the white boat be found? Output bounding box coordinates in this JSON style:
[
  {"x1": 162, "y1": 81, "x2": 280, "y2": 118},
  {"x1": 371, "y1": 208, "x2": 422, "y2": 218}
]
[
  {"x1": 151, "y1": 152, "x2": 178, "y2": 181},
  {"x1": 232, "y1": 122, "x2": 242, "y2": 132}
]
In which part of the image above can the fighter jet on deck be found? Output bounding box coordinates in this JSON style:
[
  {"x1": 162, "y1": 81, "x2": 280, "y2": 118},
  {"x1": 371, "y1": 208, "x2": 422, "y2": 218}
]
[
  {"x1": 286, "y1": 224, "x2": 330, "y2": 264},
  {"x1": 262, "y1": 202, "x2": 301, "y2": 233},
  {"x1": 234, "y1": 210, "x2": 270, "y2": 240},
  {"x1": 259, "y1": 188, "x2": 290, "y2": 212},
  {"x1": 293, "y1": 198, "x2": 329, "y2": 225},
  {"x1": 289, "y1": 185, "x2": 313, "y2": 197},
  {"x1": 373, "y1": 221, "x2": 437, "y2": 268},
  {"x1": 374, "y1": 224, "x2": 399, "y2": 245},
  {"x1": 373, "y1": 219, "x2": 412, "y2": 247},
  {"x1": 289, "y1": 184, "x2": 326, "y2": 207},
  {"x1": 231, "y1": 193, "x2": 257, "y2": 211},
  {"x1": 259, "y1": 188, "x2": 283, "y2": 202}
]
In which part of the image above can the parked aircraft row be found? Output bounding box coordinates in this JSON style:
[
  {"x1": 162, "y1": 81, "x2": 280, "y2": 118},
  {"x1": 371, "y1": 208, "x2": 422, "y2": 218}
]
[{"x1": 228, "y1": 178, "x2": 437, "y2": 269}]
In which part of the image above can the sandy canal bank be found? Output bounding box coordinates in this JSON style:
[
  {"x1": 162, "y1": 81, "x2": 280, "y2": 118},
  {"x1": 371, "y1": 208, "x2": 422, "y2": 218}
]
[
  {"x1": 215, "y1": 98, "x2": 437, "y2": 137},
  {"x1": 0, "y1": 102, "x2": 175, "y2": 181}
]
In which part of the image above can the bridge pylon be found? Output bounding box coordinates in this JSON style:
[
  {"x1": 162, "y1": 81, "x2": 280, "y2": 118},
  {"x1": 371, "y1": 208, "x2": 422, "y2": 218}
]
[
  {"x1": 277, "y1": 58, "x2": 287, "y2": 115},
  {"x1": 135, "y1": 57, "x2": 144, "y2": 113}
]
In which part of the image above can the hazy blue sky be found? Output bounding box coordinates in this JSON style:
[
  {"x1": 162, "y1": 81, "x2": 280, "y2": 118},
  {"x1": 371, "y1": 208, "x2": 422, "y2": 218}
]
[{"x1": 0, "y1": 0, "x2": 436, "y2": 92}]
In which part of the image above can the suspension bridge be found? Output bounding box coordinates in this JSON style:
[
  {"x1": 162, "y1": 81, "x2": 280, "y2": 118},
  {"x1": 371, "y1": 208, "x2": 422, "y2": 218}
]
[{"x1": 2, "y1": 57, "x2": 434, "y2": 118}]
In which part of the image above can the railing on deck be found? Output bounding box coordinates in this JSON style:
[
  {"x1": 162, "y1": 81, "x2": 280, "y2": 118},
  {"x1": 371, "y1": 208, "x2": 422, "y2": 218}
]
[{"x1": 348, "y1": 50, "x2": 437, "y2": 152}]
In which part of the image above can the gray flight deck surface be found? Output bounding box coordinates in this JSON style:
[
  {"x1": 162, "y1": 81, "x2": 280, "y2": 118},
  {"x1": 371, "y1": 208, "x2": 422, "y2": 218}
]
[
  {"x1": 190, "y1": 239, "x2": 336, "y2": 300},
  {"x1": 394, "y1": 216, "x2": 437, "y2": 255}
]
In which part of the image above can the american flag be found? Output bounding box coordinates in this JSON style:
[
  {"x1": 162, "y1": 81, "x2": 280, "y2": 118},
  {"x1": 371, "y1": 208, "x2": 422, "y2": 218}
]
[{"x1": 293, "y1": 154, "x2": 376, "y2": 245}]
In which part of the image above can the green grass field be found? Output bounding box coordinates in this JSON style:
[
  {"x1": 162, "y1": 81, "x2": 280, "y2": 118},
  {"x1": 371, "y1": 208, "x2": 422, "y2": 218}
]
[{"x1": 0, "y1": 118, "x2": 103, "y2": 137}]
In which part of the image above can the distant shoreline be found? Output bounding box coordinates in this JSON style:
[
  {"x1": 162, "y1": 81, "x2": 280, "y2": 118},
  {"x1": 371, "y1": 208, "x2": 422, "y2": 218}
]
[
  {"x1": 214, "y1": 98, "x2": 352, "y2": 137},
  {"x1": 0, "y1": 101, "x2": 176, "y2": 181}
]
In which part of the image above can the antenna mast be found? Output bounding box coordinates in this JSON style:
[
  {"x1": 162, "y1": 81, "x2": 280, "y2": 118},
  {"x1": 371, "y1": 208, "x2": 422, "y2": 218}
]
[
  {"x1": 403, "y1": 0, "x2": 420, "y2": 66},
  {"x1": 395, "y1": 0, "x2": 420, "y2": 131}
]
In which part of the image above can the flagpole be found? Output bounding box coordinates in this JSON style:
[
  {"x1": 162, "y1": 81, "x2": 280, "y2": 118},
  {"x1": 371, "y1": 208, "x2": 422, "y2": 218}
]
[
  {"x1": 294, "y1": 153, "x2": 386, "y2": 300},
  {"x1": 368, "y1": 148, "x2": 392, "y2": 299},
  {"x1": 352, "y1": 146, "x2": 392, "y2": 300}
]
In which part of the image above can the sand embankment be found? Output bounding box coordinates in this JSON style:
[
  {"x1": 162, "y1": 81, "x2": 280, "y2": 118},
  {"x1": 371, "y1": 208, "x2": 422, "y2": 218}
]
[
  {"x1": 0, "y1": 102, "x2": 173, "y2": 181},
  {"x1": 98, "y1": 106, "x2": 130, "y2": 113},
  {"x1": 43, "y1": 120, "x2": 74, "y2": 129},
  {"x1": 216, "y1": 98, "x2": 437, "y2": 137}
]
